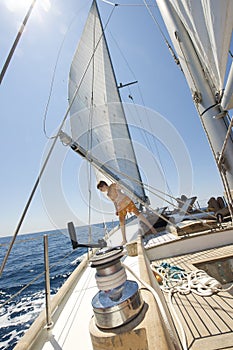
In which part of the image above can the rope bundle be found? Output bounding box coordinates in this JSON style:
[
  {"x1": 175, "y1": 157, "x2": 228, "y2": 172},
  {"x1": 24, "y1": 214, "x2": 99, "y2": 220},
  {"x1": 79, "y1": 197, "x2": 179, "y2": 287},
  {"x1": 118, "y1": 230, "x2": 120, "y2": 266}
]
[{"x1": 151, "y1": 263, "x2": 222, "y2": 297}]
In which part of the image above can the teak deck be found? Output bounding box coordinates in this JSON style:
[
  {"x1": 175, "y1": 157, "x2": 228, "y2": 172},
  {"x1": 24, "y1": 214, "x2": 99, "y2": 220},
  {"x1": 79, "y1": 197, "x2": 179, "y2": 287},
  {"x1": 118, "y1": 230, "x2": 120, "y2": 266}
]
[{"x1": 153, "y1": 244, "x2": 233, "y2": 350}]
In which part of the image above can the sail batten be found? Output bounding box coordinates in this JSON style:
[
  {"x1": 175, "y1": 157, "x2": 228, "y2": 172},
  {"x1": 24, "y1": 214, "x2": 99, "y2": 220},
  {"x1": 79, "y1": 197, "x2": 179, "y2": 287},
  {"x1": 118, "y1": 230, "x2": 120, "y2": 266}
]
[{"x1": 68, "y1": 1, "x2": 146, "y2": 201}]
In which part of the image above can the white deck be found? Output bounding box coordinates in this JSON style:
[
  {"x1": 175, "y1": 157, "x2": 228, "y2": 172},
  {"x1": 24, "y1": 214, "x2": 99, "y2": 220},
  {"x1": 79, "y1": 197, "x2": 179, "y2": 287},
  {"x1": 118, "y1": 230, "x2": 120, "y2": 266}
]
[
  {"x1": 17, "y1": 221, "x2": 180, "y2": 350},
  {"x1": 41, "y1": 257, "x2": 140, "y2": 350},
  {"x1": 16, "y1": 221, "x2": 233, "y2": 350},
  {"x1": 38, "y1": 222, "x2": 142, "y2": 350}
]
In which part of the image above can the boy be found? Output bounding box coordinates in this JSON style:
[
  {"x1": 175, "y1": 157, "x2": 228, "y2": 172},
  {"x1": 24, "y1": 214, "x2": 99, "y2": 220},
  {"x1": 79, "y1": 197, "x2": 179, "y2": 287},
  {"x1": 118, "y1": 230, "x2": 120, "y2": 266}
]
[{"x1": 97, "y1": 180, "x2": 157, "y2": 244}]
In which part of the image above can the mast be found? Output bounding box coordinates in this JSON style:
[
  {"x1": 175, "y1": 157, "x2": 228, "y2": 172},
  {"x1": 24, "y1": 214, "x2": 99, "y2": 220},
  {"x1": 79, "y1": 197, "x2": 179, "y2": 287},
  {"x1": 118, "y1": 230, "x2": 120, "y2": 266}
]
[{"x1": 156, "y1": 0, "x2": 233, "y2": 206}]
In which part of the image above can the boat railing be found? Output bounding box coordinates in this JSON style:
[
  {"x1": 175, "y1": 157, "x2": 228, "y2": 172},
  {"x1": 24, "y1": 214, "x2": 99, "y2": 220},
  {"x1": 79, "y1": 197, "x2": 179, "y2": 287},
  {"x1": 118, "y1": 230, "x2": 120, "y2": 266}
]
[
  {"x1": 13, "y1": 240, "x2": 93, "y2": 350},
  {"x1": 43, "y1": 234, "x2": 53, "y2": 329},
  {"x1": 1, "y1": 231, "x2": 93, "y2": 349}
]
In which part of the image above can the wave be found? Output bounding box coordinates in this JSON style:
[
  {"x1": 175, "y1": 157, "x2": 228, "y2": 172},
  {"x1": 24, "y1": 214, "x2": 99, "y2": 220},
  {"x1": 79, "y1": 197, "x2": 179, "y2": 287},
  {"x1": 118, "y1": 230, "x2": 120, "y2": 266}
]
[{"x1": 0, "y1": 222, "x2": 116, "y2": 349}]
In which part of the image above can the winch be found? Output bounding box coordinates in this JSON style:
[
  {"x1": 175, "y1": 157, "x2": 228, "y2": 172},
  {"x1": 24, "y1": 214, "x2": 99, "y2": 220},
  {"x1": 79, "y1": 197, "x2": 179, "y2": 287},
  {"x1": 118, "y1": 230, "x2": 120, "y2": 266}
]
[{"x1": 90, "y1": 246, "x2": 144, "y2": 329}]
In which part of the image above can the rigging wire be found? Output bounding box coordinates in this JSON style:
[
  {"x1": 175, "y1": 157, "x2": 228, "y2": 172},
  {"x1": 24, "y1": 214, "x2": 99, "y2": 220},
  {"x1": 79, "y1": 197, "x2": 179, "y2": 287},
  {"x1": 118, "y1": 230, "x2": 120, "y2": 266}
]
[
  {"x1": 100, "y1": 0, "x2": 154, "y2": 6},
  {"x1": 106, "y1": 28, "x2": 175, "y2": 203},
  {"x1": 42, "y1": 12, "x2": 82, "y2": 139},
  {"x1": 87, "y1": 63, "x2": 95, "y2": 245},
  {"x1": 0, "y1": 3, "x2": 117, "y2": 277},
  {"x1": 104, "y1": 2, "x2": 179, "y2": 203},
  {"x1": 0, "y1": 230, "x2": 63, "y2": 247},
  {"x1": 80, "y1": 153, "x2": 217, "y2": 229},
  {"x1": 0, "y1": 246, "x2": 75, "y2": 308},
  {"x1": 0, "y1": 0, "x2": 37, "y2": 85},
  {"x1": 0, "y1": 128, "x2": 63, "y2": 277},
  {"x1": 142, "y1": 0, "x2": 181, "y2": 68},
  {"x1": 126, "y1": 92, "x2": 175, "y2": 204}
]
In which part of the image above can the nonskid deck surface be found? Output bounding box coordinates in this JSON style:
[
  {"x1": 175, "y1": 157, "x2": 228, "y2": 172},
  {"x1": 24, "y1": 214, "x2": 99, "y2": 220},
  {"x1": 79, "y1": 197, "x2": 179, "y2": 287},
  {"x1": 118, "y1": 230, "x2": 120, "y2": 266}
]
[
  {"x1": 152, "y1": 244, "x2": 233, "y2": 349},
  {"x1": 143, "y1": 230, "x2": 178, "y2": 248}
]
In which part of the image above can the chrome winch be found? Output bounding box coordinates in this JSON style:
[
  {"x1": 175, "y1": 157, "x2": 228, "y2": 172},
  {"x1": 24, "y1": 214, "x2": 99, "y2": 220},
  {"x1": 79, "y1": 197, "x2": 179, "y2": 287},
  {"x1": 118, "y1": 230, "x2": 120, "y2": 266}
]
[{"x1": 90, "y1": 246, "x2": 144, "y2": 329}]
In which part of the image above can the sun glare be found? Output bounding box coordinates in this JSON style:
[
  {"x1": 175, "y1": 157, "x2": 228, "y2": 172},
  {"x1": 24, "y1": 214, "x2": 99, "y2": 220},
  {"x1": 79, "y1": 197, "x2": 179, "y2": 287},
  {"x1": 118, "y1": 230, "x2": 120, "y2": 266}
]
[
  {"x1": 5, "y1": 0, "x2": 51, "y2": 13},
  {"x1": 5, "y1": 0, "x2": 33, "y2": 12}
]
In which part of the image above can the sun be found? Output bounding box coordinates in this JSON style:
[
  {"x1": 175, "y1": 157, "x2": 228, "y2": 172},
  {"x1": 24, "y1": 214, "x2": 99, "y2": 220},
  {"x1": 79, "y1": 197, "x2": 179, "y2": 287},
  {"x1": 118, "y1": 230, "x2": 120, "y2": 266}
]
[
  {"x1": 4, "y1": 0, "x2": 50, "y2": 13},
  {"x1": 4, "y1": 0, "x2": 34, "y2": 13}
]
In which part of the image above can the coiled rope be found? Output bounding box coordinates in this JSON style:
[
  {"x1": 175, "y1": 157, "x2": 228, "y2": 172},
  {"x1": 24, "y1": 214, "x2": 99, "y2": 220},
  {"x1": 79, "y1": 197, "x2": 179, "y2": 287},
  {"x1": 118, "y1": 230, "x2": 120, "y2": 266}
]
[
  {"x1": 151, "y1": 262, "x2": 233, "y2": 297},
  {"x1": 152, "y1": 263, "x2": 220, "y2": 296},
  {"x1": 123, "y1": 262, "x2": 187, "y2": 350},
  {"x1": 149, "y1": 262, "x2": 231, "y2": 349}
]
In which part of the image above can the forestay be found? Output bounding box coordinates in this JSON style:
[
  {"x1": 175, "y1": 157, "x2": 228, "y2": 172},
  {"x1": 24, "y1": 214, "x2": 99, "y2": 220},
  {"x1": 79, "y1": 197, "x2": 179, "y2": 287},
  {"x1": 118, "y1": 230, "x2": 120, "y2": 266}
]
[{"x1": 68, "y1": 1, "x2": 146, "y2": 202}]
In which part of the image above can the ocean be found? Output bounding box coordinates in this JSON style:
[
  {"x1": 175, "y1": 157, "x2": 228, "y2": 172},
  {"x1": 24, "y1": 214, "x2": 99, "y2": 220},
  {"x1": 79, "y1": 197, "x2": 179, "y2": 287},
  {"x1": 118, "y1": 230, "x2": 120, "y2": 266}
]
[{"x1": 0, "y1": 222, "x2": 117, "y2": 350}]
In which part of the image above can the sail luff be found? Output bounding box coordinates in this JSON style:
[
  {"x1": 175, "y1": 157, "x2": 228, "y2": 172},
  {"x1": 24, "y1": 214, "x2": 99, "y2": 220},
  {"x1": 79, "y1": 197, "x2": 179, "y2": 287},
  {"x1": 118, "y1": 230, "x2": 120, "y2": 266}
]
[
  {"x1": 156, "y1": 0, "x2": 233, "y2": 201},
  {"x1": 93, "y1": 1, "x2": 146, "y2": 200},
  {"x1": 68, "y1": 0, "x2": 147, "y2": 202}
]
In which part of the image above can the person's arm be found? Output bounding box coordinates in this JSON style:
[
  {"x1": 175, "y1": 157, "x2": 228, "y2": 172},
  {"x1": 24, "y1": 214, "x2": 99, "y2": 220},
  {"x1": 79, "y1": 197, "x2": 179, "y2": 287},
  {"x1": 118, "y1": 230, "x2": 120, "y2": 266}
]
[
  {"x1": 108, "y1": 184, "x2": 119, "y2": 215},
  {"x1": 114, "y1": 203, "x2": 118, "y2": 216}
]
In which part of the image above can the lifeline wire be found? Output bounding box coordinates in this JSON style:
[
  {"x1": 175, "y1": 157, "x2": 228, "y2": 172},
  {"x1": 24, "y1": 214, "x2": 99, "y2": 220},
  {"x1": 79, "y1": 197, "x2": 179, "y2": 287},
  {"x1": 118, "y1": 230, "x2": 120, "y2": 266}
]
[{"x1": 0, "y1": 245, "x2": 74, "y2": 308}]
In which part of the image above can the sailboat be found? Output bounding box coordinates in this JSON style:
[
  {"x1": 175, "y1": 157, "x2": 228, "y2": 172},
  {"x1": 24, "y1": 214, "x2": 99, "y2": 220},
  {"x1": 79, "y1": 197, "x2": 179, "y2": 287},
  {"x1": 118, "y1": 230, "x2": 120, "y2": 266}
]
[{"x1": 2, "y1": 0, "x2": 233, "y2": 349}]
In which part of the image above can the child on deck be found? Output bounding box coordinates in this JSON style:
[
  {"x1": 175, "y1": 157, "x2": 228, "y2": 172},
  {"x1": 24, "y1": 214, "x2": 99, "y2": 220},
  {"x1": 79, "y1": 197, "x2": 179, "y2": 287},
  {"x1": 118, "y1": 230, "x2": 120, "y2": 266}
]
[{"x1": 97, "y1": 180, "x2": 157, "y2": 244}]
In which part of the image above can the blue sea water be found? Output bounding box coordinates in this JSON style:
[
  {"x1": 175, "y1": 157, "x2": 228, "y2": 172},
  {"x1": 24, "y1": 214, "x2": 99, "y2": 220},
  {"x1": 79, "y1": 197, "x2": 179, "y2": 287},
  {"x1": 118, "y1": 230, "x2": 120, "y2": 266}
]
[{"x1": 0, "y1": 222, "x2": 117, "y2": 350}]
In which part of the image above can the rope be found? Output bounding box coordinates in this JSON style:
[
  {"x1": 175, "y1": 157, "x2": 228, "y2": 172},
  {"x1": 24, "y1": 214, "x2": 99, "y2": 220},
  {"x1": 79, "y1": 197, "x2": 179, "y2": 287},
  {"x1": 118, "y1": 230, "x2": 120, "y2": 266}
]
[
  {"x1": 150, "y1": 263, "x2": 232, "y2": 297},
  {"x1": 150, "y1": 261, "x2": 233, "y2": 343},
  {"x1": 149, "y1": 262, "x2": 232, "y2": 348},
  {"x1": 123, "y1": 262, "x2": 188, "y2": 350},
  {"x1": 96, "y1": 267, "x2": 127, "y2": 290}
]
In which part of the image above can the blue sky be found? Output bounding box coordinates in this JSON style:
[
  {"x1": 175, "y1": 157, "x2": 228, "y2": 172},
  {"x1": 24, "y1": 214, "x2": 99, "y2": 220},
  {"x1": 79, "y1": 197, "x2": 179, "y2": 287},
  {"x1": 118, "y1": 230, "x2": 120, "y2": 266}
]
[{"x1": 0, "y1": 0, "x2": 225, "y2": 237}]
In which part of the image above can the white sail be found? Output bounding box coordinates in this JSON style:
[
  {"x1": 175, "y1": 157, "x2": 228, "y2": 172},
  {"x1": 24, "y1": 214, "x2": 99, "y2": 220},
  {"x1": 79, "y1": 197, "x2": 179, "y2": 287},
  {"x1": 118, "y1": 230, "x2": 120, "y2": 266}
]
[
  {"x1": 222, "y1": 62, "x2": 233, "y2": 111},
  {"x1": 68, "y1": 0, "x2": 146, "y2": 201},
  {"x1": 168, "y1": 0, "x2": 233, "y2": 95},
  {"x1": 156, "y1": 0, "x2": 233, "y2": 200}
]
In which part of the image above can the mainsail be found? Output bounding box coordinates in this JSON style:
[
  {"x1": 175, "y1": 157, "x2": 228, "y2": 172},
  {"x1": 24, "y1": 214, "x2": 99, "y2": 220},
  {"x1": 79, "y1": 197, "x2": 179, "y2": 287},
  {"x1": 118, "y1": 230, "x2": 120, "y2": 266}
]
[
  {"x1": 156, "y1": 0, "x2": 233, "y2": 201},
  {"x1": 68, "y1": 0, "x2": 146, "y2": 202},
  {"x1": 166, "y1": 0, "x2": 233, "y2": 106}
]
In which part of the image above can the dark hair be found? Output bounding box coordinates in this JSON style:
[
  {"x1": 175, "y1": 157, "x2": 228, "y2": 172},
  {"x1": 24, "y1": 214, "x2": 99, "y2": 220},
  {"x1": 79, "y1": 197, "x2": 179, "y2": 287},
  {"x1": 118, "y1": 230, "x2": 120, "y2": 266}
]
[{"x1": 97, "y1": 180, "x2": 108, "y2": 189}]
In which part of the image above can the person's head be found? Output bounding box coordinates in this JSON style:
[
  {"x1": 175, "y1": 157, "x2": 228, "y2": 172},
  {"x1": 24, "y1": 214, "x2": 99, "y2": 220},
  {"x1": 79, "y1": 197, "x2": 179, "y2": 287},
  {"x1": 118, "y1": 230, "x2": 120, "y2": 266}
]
[{"x1": 97, "y1": 180, "x2": 108, "y2": 192}]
